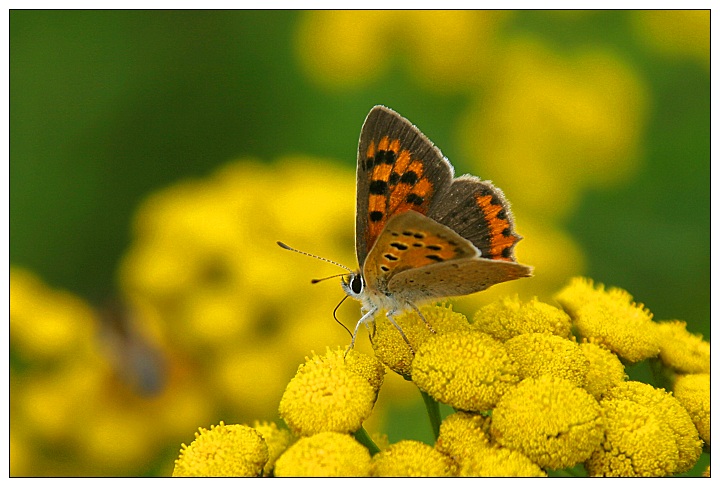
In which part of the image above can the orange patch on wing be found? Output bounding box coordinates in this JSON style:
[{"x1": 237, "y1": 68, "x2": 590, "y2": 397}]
[
  {"x1": 394, "y1": 149, "x2": 412, "y2": 172},
  {"x1": 475, "y1": 194, "x2": 517, "y2": 261},
  {"x1": 366, "y1": 140, "x2": 376, "y2": 159},
  {"x1": 377, "y1": 136, "x2": 390, "y2": 151},
  {"x1": 371, "y1": 161, "x2": 393, "y2": 182},
  {"x1": 388, "y1": 138, "x2": 401, "y2": 154},
  {"x1": 378, "y1": 231, "x2": 467, "y2": 274}
]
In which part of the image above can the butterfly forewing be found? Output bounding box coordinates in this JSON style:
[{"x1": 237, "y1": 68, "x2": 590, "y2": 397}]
[
  {"x1": 355, "y1": 106, "x2": 454, "y2": 267},
  {"x1": 428, "y1": 175, "x2": 524, "y2": 262}
]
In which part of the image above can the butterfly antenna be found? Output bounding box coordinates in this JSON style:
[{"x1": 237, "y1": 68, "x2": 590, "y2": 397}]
[
  {"x1": 277, "y1": 241, "x2": 353, "y2": 272},
  {"x1": 333, "y1": 295, "x2": 352, "y2": 338}
]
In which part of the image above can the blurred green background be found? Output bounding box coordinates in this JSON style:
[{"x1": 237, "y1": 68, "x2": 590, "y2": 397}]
[{"x1": 10, "y1": 10, "x2": 709, "y2": 476}]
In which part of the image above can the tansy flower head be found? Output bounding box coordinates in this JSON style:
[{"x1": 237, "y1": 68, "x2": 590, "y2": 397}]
[
  {"x1": 435, "y1": 411, "x2": 491, "y2": 460},
  {"x1": 371, "y1": 303, "x2": 471, "y2": 379},
  {"x1": 473, "y1": 296, "x2": 573, "y2": 341},
  {"x1": 602, "y1": 381, "x2": 701, "y2": 473},
  {"x1": 579, "y1": 341, "x2": 626, "y2": 399},
  {"x1": 491, "y1": 375, "x2": 604, "y2": 470},
  {"x1": 252, "y1": 421, "x2": 295, "y2": 477},
  {"x1": 279, "y1": 348, "x2": 383, "y2": 436},
  {"x1": 370, "y1": 440, "x2": 457, "y2": 477},
  {"x1": 273, "y1": 432, "x2": 371, "y2": 477},
  {"x1": 554, "y1": 277, "x2": 660, "y2": 363},
  {"x1": 655, "y1": 320, "x2": 710, "y2": 374},
  {"x1": 412, "y1": 331, "x2": 519, "y2": 412},
  {"x1": 586, "y1": 399, "x2": 678, "y2": 476},
  {"x1": 459, "y1": 446, "x2": 547, "y2": 477},
  {"x1": 673, "y1": 373, "x2": 710, "y2": 445},
  {"x1": 172, "y1": 422, "x2": 268, "y2": 477},
  {"x1": 504, "y1": 332, "x2": 589, "y2": 387}
]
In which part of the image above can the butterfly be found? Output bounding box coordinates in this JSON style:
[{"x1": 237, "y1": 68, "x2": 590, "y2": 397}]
[
  {"x1": 280, "y1": 106, "x2": 532, "y2": 351},
  {"x1": 341, "y1": 106, "x2": 532, "y2": 348}
]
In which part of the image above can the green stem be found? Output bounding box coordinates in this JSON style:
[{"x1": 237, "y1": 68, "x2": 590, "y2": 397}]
[
  {"x1": 354, "y1": 426, "x2": 381, "y2": 456},
  {"x1": 420, "y1": 388, "x2": 441, "y2": 441}
]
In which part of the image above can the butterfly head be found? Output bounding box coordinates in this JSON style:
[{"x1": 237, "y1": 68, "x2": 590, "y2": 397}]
[{"x1": 340, "y1": 271, "x2": 365, "y2": 300}]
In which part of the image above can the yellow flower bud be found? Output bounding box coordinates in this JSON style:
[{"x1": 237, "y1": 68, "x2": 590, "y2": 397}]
[
  {"x1": 172, "y1": 422, "x2": 268, "y2": 477},
  {"x1": 491, "y1": 375, "x2": 604, "y2": 470},
  {"x1": 413, "y1": 331, "x2": 519, "y2": 412},
  {"x1": 274, "y1": 432, "x2": 371, "y2": 477},
  {"x1": 371, "y1": 440, "x2": 457, "y2": 477}
]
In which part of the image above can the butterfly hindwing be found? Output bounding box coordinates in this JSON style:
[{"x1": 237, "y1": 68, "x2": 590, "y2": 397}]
[
  {"x1": 388, "y1": 253, "x2": 534, "y2": 302},
  {"x1": 355, "y1": 106, "x2": 454, "y2": 268},
  {"x1": 362, "y1": 210, "x2": 479, "y2": 295}
]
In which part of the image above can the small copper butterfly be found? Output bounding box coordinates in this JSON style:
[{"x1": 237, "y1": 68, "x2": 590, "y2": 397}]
[{"x1": 281, "y1": 106, "x2": 532, "y2": 350}]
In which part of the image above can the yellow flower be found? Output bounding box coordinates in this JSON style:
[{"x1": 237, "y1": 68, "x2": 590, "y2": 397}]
[
  {"x1": 273, "y1": 432, "x2": 372, "y2": 477},
  {"x1": 673, "y1": 373, "x2": 710, "y2": 444},
  {"x1": 491, "y1": 375, "x2": 604, "y2": 470},
  {"x1": 10, "y1": 266, "x2": 99, "y2": 362},
  {"x1": 370, "y1": 440, "x2": 457, "y2": 477},
  {"x1": 172, "y1": 422, "x2": 269, "y2": 477},
  {"x1": 632, "y1": 10, "x2": 709, "y2": 68},
  {"x1": 601, "y1": 381, "x2": 701, "y2": 474},
  {"x1": 655, "y1": 320, "x2": 710, "y2": 374},
  {"x1": 371, "y1": 303, "x2": 472, "y2": 379},
  {"x1": 554, "y1": 277, "x2": 660, "y2": 362},
  {"x1": 578, "y1": 342, "x2": 626, "y2": 399},
  {"x1": 296, "y1": 11, "x2": 509, "y2": 91},
  {"x1": 435, "y1": 411, "x2": 491, "y2": 461},
  {"x1": 504, "y1": 333, "x2": 588, "y2": 387},
  {"x1": 435, "y1": 411, "x2": 544, "y2": 476},
  {"x1": 278, "y1": 348, "x2": 382, "y2": 436},
  {"x1": 473, "y1": 296, "x2": 573, "y2": 342},
  {"x1": 312, "y1": 346, "x2": 386, "y2": 393},
  {"x1": 412, "y1": 331, "x2": 519, "y2": 412},
  {"x1": 252, "y1": 421, "x2": 295, "y2": 477},
  {"x1": 586, "y1": 399, "x2": 678, "y2": 476},
  {"x1": 461, "y1": 38, "x2": 647, "y2": 222},
  {"x1": 459, "y1": 446, "x2": 547, "y2": 477}
]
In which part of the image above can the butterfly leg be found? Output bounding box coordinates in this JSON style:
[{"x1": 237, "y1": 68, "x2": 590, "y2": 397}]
[
  {"x1": 386, "y1": 309, "x2": 415, "y2": 354},
  {"x1": 407, "y1": 301, "x2": 436, "y2": 334},
  {"x1": 346, "y1": 307, "x2": 377, "y2": 356}
]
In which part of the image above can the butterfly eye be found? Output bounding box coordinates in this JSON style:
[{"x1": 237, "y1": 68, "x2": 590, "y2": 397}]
[{"x1": 350, "y1": 274, "x2": 364, "y2": 295}]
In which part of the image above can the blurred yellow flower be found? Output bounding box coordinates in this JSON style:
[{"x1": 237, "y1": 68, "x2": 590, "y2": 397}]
[
  {"x1": 491, "y1": 375, "x2": 604, "y2": 470},
  {"x1": 11, "y1": 267, "x2": 99, "y2": 362},
  {"x1": 172, "y1": 422, "x2": 268, "y2": 477},
  {"x1": 461, "y1": 38, "x2": 648, "y2": 222},
  {"x1": 278, "y1": 349, "x2": 382, "y2": 436},
  {"x1": 602, "y1": 381, "x2": 701, "y2": 474},
  {"x1": 370, "y1": 440, "x2": 457, "y2": 477},
  {"x1": 632, "y1": 10, "x2": 709, "y2": 68},
  {"x1": 119, "y1": 158, "x2": 364, "y2": 425},
  {"x1": 274, "y1": 432, "x2": 372, "y2": 477},
  {"x1": 11, "y1": 267, "x2": 215, "y2": 476},
  {"x1": 504, "y1": 333, "x2": 588, "y2": 387},
  {"x1": 296, "y1": 11, "x2": 510, "y2": 91},
  {"x1": 673, "y1": 373, "x2": 710, "y2": 445},
  {"x1": 555, "y1": 277, "x2": 660, "y2": 362},
  {"x1": 412, "y1": 331, "x2": 519, "y2": 412}
]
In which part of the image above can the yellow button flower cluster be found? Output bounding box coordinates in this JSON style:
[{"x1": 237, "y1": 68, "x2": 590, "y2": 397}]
[{"x1": 170, "y1": 277, "x2": 708, "y2": 477}]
